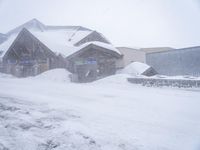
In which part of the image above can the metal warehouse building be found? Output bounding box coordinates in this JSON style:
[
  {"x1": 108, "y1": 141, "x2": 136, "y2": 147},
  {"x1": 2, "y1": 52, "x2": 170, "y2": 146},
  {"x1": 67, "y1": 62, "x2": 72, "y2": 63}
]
[{"x1": 146, "y1": 46, "x2": 200, "y2": 76}]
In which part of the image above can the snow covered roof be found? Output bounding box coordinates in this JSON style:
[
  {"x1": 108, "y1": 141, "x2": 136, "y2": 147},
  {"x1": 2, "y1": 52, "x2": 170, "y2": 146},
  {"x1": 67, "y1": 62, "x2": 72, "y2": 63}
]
[
  {"x1": 30, "y1": 30, "x2": 120, "y2": 57},
  {"x1": 0, "y1": 19, "x2": 120, "y2": 58},
  {"x1": 30, "y1": 29, "x2": 92, "y2": 57},
  {"x1": 65, "y1": 41, "x2": 122, "y2": 60},
  {"x1": 120, "y1": 62, "x2": 151, "y2": 76},
  {"x1": 6, "y1": 19, "x2": 90, "y2": 34},
  {"x1": 6, "y1": 19, "x2": 46, "y2": 36},
  {"x1": 5, "y1": 19, "x2": 93, "y2": 45},
  {"x1": 77, "y1": 41, "x2": 121, "y2": 54},
  {"x1": 0, "y1": 33, "x2": 7, "y2": 45},
  {"x1": 0, "y1": 34, "x2": 18, "y2": 59}
]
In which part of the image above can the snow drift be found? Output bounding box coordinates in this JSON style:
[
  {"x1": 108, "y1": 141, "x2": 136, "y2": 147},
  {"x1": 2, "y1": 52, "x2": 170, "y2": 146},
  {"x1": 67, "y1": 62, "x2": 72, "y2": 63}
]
[
  {"x1": 120, "y1": 62, "x2": 157, "y2": 76},
  {"x1": 0, "y1": 72, "x2": 15, "y2": 78},
  {"x1": 32, "y1": 69, "x2": 72, "y2": 82}
]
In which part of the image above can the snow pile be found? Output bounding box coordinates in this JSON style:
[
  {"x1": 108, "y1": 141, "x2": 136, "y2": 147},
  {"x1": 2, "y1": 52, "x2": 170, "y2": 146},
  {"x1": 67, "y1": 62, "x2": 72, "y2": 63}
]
[
  {"x1": 32, "y1": 69, "x2": 72, "y2": 82},
  {"x1": 120, "y1": 62, "x2": 151, "y2": 76},
  {"x1": 93, "y1": 74, "x2": 132, "y2": 85},
  {"x1": 0, "y1": 72, "x2": 14, "y2": 78},
  {"x1": 153, "y1": 75, "x2": 200, "y2": 80}
]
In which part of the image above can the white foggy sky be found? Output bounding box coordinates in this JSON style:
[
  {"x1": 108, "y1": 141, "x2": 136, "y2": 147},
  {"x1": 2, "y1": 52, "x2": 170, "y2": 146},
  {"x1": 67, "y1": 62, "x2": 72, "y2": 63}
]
[{"x1": 0, "y1": 0, "x2": 200, "y2": 48}]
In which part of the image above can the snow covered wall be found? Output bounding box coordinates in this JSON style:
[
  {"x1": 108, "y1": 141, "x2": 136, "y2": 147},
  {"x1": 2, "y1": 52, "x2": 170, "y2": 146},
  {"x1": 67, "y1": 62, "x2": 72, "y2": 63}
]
[{"x1": 146, "y1": 46, "x2": 200, "y2": 76}]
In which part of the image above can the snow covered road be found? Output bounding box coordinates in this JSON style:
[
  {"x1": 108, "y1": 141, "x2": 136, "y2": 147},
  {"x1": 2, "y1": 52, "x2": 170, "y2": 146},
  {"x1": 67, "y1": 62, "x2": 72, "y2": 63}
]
[{"x1": 0, "y1": 70, "x2": 200, "y2": 150}]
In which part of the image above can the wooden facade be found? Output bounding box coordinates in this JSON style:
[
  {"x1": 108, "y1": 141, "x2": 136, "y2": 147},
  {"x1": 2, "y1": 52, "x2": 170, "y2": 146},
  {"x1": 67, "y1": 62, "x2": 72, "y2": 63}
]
[
  {"x1": 66, "y1": 44, "x2": 122, "y2": 82},
  {"x1": 2, "y1": 28, "x2": 65, "y2": 77}
]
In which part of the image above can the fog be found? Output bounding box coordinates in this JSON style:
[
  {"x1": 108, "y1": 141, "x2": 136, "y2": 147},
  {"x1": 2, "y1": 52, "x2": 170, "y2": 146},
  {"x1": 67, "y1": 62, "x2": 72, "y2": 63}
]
[{"x1": 0, "y1": 0, "x2": 200, "y2": 48}]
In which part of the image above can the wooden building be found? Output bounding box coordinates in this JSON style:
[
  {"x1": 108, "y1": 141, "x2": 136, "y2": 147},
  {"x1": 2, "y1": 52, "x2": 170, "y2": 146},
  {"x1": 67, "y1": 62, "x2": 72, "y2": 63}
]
[
  {"x1": 66, "y1": 42, "x2": 122, "y2": 82},
  {"x1": 0, "y1": 19, "x2": 122, "y2": 81},
  {"x1": 1, "y1": 29, "x2": 63, "y2": 77}
]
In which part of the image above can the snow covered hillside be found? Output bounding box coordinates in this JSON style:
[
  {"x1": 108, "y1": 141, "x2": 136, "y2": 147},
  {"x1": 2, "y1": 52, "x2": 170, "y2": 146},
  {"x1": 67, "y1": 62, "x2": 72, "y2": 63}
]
[{"x1": 0, "y1": 69, "x2": 200, "y2": 150}]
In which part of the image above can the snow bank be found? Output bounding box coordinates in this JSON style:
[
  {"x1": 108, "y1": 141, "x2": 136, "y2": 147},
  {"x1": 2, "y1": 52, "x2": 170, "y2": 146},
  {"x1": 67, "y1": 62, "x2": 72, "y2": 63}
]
[
  {"x1": 153, "y1": 75, "x2": 200, "y2": 80},
  {"x1": 32, "y1": 69, "x2": 72, "y2": 82},
  {"x1": 0, "y1": 72, "x2": 14, "y2": 78},
  {"x1": 120, "y1": 62, "x2": 151, "y2": 76},
  {"x1": 93, "y1": 74, "x2": 132, "y2": 85}
]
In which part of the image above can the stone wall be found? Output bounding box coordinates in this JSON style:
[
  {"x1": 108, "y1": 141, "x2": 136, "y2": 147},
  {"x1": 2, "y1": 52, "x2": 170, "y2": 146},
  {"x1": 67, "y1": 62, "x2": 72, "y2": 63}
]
[{"x1": 127, "y1": 77, "x2": 200, "y2": 88}]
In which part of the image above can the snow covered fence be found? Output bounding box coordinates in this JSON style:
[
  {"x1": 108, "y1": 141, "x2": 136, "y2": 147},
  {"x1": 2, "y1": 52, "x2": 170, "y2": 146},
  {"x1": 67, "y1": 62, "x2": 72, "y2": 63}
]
[{"x1": 127, "y1": 77, "x2": 200, "y2": 88}]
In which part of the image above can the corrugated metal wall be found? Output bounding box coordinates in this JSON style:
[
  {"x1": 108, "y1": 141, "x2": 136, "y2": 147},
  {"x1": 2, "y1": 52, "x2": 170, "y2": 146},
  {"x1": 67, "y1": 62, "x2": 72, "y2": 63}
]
[{"x1": 146, "y1": 47, "x2": 200, "y2": 76}]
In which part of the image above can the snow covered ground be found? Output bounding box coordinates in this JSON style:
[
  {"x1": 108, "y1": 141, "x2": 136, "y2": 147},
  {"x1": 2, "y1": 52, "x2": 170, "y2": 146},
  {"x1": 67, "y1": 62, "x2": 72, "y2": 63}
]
[{"x1": 0, "y1": 69, "x2": 200, "y2": 150}]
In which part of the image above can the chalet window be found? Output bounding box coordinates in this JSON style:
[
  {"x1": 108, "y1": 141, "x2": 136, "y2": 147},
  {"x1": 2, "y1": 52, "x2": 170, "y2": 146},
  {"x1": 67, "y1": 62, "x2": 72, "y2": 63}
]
[{"x1": 7, "y1": 59, "x2": 17, "y2": 64}]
